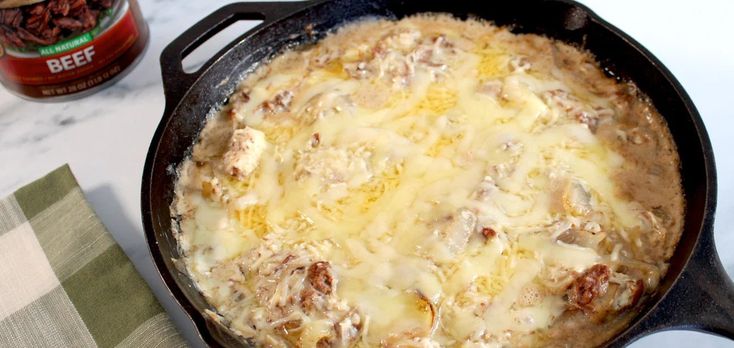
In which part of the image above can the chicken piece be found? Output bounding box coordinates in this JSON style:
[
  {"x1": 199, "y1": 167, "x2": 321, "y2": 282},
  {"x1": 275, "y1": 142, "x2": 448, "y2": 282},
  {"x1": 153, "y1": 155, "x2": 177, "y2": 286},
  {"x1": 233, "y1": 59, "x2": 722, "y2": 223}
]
[
  {"x1": 553, "y1": 179, "x2": 591, "y2": 216},
  {"x1": 222, "y1": 127, "x2": 267, "y2": 179},
  {"x1": 294, "y1": 146, "x2": 373, "y2": 189},
  {"x1": 612, "y1": 278, "x2": 644, "y2": 311},
  {"x1": 333, "y1": 311, "x2": 363, "y2": 348},
  {"x1": 438, "y1": 208, "x2": 478, "y2": 254}
]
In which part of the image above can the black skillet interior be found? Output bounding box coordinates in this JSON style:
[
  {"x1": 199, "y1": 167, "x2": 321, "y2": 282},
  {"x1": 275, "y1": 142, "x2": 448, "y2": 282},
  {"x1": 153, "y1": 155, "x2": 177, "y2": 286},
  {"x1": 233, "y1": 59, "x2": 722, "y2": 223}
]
[{"x1": 142, "y1": 0, "x2": 733, "y2": 346}]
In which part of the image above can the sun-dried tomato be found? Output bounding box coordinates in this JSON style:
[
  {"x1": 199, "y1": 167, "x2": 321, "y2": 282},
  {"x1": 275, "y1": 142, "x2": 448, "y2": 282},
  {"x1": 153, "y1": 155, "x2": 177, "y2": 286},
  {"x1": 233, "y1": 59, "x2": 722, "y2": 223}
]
[
  {"x1": 0, "y1": 9, "x2": 22, "y2": 27},
  {"x1": 481, "y1": 226, "x2": 497, "y2": 239},
  {"x1": 566, "y1": 264, "x2": 610, "y2": 311},
  {"x1": 307, "y1": 261, "x2": 334, "y2": 295}
]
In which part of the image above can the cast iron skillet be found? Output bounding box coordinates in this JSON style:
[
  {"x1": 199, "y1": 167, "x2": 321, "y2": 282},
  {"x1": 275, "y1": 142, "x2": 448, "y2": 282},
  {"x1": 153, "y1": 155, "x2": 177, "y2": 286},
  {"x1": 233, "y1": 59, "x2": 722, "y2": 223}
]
[{"x1": 142, "y1": 0, "x2": 734, "y2": 346}]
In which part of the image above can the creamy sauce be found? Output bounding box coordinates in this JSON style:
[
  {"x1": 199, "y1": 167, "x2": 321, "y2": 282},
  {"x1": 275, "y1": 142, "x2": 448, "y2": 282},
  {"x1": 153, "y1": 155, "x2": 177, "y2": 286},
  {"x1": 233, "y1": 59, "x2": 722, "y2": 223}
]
[{"x1": 173, "y1": 15, "x2": 684, "y2": 347}]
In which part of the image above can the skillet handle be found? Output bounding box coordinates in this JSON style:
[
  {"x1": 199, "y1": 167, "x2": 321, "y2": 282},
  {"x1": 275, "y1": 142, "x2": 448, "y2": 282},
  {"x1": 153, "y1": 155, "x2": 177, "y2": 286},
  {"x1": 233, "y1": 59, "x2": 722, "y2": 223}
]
[
  {"x1": 159, "y1": 1, "x2": 310, "y2": 105},
  {"x1": 660, "y1": 239, "x2": 734, "y2": 338},
  {"x1": 621, "y1": 229, "x2": 734, "y2": 343}
]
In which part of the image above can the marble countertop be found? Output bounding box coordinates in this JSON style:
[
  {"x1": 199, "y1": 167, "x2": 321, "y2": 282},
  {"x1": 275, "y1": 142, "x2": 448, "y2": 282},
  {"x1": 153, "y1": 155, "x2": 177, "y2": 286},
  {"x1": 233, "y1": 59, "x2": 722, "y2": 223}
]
[{"x1": 1, "y1": 0, "x2": 732, "y2": 346}]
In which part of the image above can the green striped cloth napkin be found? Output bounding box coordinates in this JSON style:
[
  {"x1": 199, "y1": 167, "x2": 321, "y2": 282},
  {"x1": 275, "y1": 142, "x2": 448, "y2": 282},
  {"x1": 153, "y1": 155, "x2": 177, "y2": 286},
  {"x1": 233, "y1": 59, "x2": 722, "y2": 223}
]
[{"x1": 0, "y1": 165, "x2": 187, "y2": 347}]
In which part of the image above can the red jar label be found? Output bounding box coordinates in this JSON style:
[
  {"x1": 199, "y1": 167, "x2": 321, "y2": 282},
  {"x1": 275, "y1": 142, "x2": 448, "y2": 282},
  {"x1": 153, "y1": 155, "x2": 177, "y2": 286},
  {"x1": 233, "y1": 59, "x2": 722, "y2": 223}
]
[{"x1": 0, "y1": 0, "x2": 148, "y2": 99}]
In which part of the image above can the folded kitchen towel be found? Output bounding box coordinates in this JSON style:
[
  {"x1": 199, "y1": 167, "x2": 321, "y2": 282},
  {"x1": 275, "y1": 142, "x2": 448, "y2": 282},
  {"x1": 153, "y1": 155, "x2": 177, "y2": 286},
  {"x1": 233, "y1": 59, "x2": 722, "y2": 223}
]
[{"x1": 0, "y1": 165, "x2": 187, "y2": 348}]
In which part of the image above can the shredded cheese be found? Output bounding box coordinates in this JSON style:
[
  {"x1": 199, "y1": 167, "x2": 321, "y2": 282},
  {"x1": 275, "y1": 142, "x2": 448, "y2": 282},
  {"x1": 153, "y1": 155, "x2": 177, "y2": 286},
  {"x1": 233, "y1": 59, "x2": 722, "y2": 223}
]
[{"x1": 173, "y1": 14, "x2": 683, "y2": 348}]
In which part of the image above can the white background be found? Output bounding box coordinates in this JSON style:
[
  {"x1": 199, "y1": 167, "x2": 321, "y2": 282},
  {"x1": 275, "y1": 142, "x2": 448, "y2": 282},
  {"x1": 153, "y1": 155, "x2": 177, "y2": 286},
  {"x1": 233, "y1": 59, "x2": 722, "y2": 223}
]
[{"x1": 0, "y1": 0, "x2": 731, "y2": 346}]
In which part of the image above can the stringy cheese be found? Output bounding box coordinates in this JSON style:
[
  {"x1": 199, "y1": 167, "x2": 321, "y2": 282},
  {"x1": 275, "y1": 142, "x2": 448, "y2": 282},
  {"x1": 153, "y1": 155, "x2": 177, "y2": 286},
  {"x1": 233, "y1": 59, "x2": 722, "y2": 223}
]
[{"x1": 173, "y1": 15, "x2": 675, "y2": 347}]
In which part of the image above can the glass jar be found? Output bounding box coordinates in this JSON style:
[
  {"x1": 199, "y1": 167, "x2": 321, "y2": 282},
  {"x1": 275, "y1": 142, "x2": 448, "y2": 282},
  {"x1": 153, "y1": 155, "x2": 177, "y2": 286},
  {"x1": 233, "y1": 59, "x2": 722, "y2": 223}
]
[{"x1": 0, "y1": 0, "x2": 149, "y2": 101}]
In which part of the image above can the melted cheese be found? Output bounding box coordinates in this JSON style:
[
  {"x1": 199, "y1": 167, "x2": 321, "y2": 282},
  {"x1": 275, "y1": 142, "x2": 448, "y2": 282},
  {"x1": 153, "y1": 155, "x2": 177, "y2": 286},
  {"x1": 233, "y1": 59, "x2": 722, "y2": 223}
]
[{"x1": 173, "y1": 15, "x2": 673, "y2": 347}]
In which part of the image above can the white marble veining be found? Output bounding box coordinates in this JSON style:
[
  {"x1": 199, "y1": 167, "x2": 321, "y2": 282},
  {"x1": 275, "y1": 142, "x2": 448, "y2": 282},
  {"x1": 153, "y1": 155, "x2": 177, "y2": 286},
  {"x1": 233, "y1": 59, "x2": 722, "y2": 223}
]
[{"x1": 0, "y1": 0, "x2": 732, "y2": 347}]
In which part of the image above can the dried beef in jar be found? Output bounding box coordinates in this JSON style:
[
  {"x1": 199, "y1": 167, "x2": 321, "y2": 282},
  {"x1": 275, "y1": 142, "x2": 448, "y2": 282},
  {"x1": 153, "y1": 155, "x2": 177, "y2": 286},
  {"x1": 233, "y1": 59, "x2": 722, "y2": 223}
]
[{"x1": 0, "y1": 0, "x2": 148, "y2": 101}]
